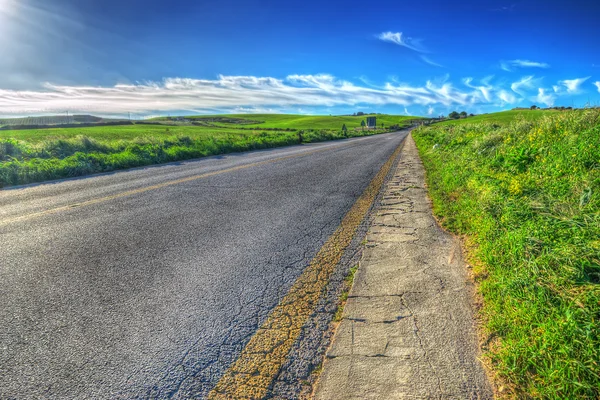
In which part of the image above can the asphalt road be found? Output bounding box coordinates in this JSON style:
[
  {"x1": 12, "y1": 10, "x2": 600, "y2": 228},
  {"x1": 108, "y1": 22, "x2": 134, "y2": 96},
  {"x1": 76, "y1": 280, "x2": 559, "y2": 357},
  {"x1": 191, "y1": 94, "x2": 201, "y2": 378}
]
[{"x1": 0, "y1": 131, "x2": 408, "y2": 399}]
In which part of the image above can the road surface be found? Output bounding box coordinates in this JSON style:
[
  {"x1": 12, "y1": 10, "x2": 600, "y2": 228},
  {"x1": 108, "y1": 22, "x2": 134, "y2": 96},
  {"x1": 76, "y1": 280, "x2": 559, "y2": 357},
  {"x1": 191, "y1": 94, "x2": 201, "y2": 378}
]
[{"x1": 0, "y1": 131, "x2": 408, "y2": 399}]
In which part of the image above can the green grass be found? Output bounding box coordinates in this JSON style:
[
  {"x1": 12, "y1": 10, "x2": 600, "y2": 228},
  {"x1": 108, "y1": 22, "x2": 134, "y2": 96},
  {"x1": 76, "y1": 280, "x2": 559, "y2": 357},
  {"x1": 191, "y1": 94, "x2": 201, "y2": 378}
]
[
  {"x1": 334, "y1": 264, "x2": 360, "y2": 322},
  {"x1": 0, "y1": 114, "x2": 415, "y2": 187},
  {"x1": 163, "y1": 113, "x2": 420, "y2": 130},
  {"x1": 0, "y1": 114, "x2": 120, "y2": 128},
  {"x1": 438, "y1": 109, "x2": 559, "y2": 126},
  {"x1": 0, "y1": 124, "x2": 260, "y2": 143},
  {"x1": 413, "y1": 109, "x2": 600, "y2": 399}
]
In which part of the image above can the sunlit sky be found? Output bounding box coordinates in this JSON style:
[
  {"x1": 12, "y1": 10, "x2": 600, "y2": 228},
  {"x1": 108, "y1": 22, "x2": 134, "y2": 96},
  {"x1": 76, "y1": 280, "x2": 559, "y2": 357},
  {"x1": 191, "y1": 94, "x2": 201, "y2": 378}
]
[{"x1": 1, "y1": 0, "x2": 599, "y2": 117}]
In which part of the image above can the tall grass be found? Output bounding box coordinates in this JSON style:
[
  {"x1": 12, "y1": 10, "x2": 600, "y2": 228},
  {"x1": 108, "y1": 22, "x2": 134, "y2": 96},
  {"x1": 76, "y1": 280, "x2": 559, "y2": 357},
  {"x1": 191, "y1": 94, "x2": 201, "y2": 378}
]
[
  {"x1": 0, "y1": 128, "x2": 386, "y2": 187},
  {"x1": 413, "y1": 109, "x2": 600, "y2": 399}
]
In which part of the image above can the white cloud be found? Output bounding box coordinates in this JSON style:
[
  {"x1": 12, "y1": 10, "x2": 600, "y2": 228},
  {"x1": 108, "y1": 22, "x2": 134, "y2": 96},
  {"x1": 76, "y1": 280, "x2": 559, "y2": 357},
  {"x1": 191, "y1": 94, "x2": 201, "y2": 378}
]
[
  {"x1": 498, "y1": 90, "x2": 517, "y2": 104},
  {"x1": 558, "y1": 77, "x2": 590, "y2": 94},
  {"x1": 0, "y1": 73, "x2": 587, "y2": 117},
  {"x1": 594, "y1": 81, "x2": 600, "y2": 93},
  {"x1": 420, "y1": 55, "x2": 443, "y2": 67},
  {"x1": 377, "y1": 31, "x2": 426, "y2": 52},
  {"x1": 511, "y1": 75, "x2": 541, "y2": 95},
  {"x1": 463, "y1": 77, "x2": 492, "y2": 102},
  {"x1": 501, "y1": 59, "x2": 550, "y2": 71},
  {"x1": 377, "y1": 32, "x2": 442, "y2": 68},
  {"x1": 512, "y1": 59, "x2": 550, "y2": 68},
  {"x1": 230, "y1": 106, "x2": 282, "y2": 114},
  {"x1": 536, "y1": 88, "x2": 556, "y2": 106},
  {"x1": 0, "y1": 74, "x2": 483, "y2": 115}
]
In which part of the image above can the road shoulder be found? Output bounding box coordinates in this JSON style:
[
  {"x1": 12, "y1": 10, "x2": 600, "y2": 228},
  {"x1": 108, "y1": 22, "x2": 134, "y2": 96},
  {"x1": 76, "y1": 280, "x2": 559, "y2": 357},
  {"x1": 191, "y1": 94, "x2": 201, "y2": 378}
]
[{"x1": 314, "y1": 134, "x2": 493, "y2": 399}]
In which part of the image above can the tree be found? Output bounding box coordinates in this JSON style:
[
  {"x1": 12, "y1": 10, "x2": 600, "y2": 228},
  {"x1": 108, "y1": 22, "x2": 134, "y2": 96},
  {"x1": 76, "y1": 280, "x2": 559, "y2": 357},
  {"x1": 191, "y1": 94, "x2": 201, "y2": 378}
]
[
  {"x1": 342, "y1": 123, "x2": 347, "y2": 132},
  {"x1": 530, "y1": 105, "x2": 538, "y2": 110},
  {"x1": 448, "y1": 111, "x2": 460, "y2": 119},
  {"x1": 460, "y1": 111, "x2": 467, "y2": 118},
  {"x1": 360, "y1": 120, "x2": 366, "y2": 130}
]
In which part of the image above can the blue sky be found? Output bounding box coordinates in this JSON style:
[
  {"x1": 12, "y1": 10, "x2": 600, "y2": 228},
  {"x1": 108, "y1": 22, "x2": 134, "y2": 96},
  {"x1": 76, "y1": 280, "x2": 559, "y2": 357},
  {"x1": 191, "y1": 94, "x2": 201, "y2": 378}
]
[{"x1": 1, "y1": 0, "x2": 599, "y2": 117}]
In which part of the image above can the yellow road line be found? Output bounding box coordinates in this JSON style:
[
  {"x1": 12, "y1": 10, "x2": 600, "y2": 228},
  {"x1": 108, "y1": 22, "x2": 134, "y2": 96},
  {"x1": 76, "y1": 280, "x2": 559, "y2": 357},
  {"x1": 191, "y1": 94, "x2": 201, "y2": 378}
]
[
  {"x1": 0, "y1": 145, "x2": 343, "y2": 227},
  {"x1": 208, "y1": 140, "x2": 406, "y2": 399}
]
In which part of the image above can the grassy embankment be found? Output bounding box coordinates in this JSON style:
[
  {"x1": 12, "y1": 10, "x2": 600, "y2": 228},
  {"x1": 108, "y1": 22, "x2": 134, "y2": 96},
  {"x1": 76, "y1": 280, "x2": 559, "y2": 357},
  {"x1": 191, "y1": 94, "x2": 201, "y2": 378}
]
[
  {"x1": 413, "y1": 109, "x2": 599, "y2": 399},
  {"x1": 437, "y1": 109, "x2": 559, "y2": 126},
  {"x1": 0, "y1": 114, "x2": 417, "y2": 187}
]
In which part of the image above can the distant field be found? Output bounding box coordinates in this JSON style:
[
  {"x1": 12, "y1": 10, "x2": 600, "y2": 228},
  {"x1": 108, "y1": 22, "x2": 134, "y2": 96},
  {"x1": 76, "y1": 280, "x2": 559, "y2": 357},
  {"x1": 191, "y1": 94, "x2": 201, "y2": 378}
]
[
  {"x1": 438, "y1": 109, "x2": 560, "y2": 126},
  {"x1": 175, "y1": 113, "x2": 420, "y2": 130},
  {"x1": 0, "y1": 114, "x2": 418, "y2": 143},
  {"x1": 0, "y1": 124, "x2": 268, "y2": 143},
  {"x1": 0, "y1": 114, "x2": 118, "y2": 127},
  {"x1": 0, "y1": 113, "x2": 416, "y2": 186}
]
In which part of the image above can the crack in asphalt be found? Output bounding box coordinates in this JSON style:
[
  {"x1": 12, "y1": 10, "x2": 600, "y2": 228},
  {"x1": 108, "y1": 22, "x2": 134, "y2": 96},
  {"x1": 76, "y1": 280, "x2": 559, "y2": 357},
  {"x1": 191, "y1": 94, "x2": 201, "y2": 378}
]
[{"x1": 207, "y1": 140, "x2": 406, "y2": 400}]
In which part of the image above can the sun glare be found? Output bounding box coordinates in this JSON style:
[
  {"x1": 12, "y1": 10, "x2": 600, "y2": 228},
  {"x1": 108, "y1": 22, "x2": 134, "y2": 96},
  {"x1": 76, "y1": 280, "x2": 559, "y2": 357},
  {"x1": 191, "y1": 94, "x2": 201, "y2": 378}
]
[
  {"x1": 0, "y1": 0, "x2": 15, "y2": 12},
  {"x1": 0, "y1": 0, "x2": 17, "y2": 21},
  {"x1": 0, "y1": 0, "x2": 19, "y2": 42}
]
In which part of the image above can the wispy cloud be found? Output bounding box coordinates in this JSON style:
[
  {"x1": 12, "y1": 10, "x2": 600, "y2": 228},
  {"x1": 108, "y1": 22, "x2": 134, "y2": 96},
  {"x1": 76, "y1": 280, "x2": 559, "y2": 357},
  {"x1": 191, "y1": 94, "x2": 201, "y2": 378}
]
[
  {"x1": 536, "y1": 88, "x2": 556, "y2": 106},
  {"x1": 558, "y1": 77, "x2": 590, "y2": 94},
  {"x1": 498, "y1": 90, "x2": 517, "y2": 104},
  {"x1": 512, "y1": 60, "x2": 550, "y2": 68},
  {"x1": 377, "y1": 31, "x2": 427, "y2": 53},
  {"x1": 420, "y1": 55, "x2": 443, "y2": 68},
  {"x1": 463, "y1": 77, "x2": 493, "y2": 102},
  {"x1": 501, "y1": 59, "x2": 550, "y2": 71},
  {"x1": 594, "y1": 81, "x2": 600, "y2": 93},
  {"x1": 230, "y1": 106, "x2": 282, "y2": 114},
  {"x1": 377, "y1": 31, "x2": 444, "y2": 69},
  {"x1": 0, "y1": 73, "x2": 590, "y2": 117},
  {"x1": 492, "y1": 4, "x2": 516, "y2": 12},
  {"x1": 511, "y1": 75, "x2": 541, "y2": 95}
]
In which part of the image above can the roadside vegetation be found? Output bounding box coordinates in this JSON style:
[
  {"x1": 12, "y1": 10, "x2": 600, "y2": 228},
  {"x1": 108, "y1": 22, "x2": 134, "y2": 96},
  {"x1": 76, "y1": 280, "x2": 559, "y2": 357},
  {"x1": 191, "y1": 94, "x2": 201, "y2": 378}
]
[
  {"x1": 413, "y1": 109, "x2": 600, "y2": 398},
  {"x1": 0, "y1": 114, "x2": 417, "y2": 187},
  {"x1": 439, "y1": 109, "x2": 559, "y2": 126}
]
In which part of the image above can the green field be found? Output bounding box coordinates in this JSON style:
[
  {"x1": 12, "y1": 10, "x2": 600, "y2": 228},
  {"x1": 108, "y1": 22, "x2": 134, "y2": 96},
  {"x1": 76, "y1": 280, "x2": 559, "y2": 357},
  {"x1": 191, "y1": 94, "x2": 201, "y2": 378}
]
[
  {"x1": 0, "y1": 113, "x2": 416, "y2": 187},
  {"x1": 0, "y1": 124, "x2": 267, "y2": 143},
  {"x1": 0, "y1": 114, "x2": 119, "y2": 127},
  {"x1": 173, "y1": 113, "x2": 419, "y2": 130},
  {"x1": 413, "y1": 109, "x2": 600, "y2": 398},
  {"x1": 438, "y1": 109, "x2": 560, "y2": 126}
]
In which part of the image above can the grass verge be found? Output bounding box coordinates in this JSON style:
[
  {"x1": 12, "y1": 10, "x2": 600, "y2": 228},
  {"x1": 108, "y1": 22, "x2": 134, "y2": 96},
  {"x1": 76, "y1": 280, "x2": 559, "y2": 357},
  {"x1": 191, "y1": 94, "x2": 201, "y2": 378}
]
[
  {"x1": 413, "y1": 109, "x2": 600, "y2": 399},
  {"x1": 0, "y1": 125, "x2": 399, "y2": 187}
]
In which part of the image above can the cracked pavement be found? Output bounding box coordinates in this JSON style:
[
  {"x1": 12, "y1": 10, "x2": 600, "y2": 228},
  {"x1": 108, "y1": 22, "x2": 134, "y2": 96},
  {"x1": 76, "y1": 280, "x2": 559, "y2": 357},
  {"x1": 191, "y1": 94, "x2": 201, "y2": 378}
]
[
  {"x1": 0, "y1": 131, "x2": 408, "y2": 399},
  {"x1": 314, "y1": 134, "x2": 493, "y2": 400}
]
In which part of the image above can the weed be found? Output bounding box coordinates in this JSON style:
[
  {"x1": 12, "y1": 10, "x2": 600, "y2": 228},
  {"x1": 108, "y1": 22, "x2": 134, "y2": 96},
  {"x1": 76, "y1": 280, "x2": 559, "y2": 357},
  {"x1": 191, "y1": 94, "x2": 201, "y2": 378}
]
[{"x1": 334, "y1": 264, "x2": 360, "y2": 322}]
